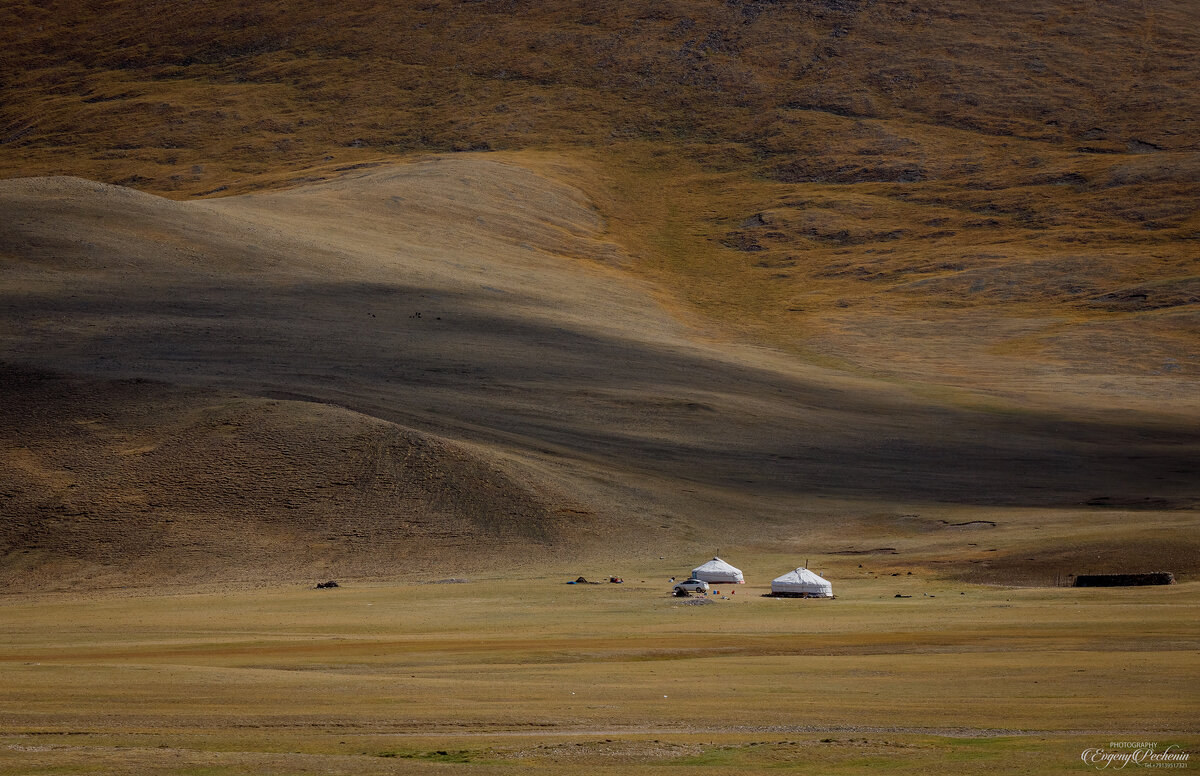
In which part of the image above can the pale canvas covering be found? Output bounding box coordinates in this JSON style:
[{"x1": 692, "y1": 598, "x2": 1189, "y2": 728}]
[
  {"x1": 771, "y1": 567, "x2": 833, "y2": 597},
  {"x1": 691, "y1": 557, "x2": 745, "y2": 584}
]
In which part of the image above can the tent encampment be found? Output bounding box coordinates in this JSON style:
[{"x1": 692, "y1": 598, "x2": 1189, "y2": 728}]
[
  {"x1": 770, "y1": 567, "x2": 833, "y2": 598},
  {"x1": 691, "y1": 557, "x2": 744, "y2": 584}
]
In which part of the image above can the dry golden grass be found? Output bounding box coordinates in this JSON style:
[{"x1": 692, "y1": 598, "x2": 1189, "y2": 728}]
[{"x1": 0, "y1": 569, "x2": 1196, "y2": 774}]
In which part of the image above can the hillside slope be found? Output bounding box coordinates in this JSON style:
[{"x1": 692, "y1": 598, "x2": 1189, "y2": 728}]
[
  {"x1": 0, "y1": 365, "x2": 578, "y2": 591},
  {"x1": 1, "y1": 159, "x2": 1197, "y2": 588},
  {"x1": 1, "y1": 0, "x2": 1196, "y2": 399},
  {"x1": 1, "y1": 1, "x2": 1198, "y2": 587},
  {"x1": 5, "y1": 0, "x2": 1198, "y2": 182}
]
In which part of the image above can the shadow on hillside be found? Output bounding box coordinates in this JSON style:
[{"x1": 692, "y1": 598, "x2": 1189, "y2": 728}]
[{"x1": 3, "y1": 278, "x2": 1197, "y2": 509}]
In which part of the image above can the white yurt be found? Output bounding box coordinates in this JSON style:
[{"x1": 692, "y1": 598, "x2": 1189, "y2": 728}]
[
  {"x1": 691, "y1": 557, "x2": 744, "y2": 584},
  {"x1": 770, "y1": 567, "x2": 833, "y2": 598}
]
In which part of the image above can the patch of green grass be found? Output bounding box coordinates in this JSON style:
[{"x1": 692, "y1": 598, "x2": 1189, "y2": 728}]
[
  {"x1": 376, "y1": 749, "x2": 476, "y2": 763},
  {"x1": 667, "y1": 745, "x2": 742, "y2": 766}
]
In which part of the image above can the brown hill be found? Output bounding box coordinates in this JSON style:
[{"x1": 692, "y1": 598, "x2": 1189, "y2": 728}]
[
  {"x1": 0, "y1": 1, "x2": 1197, "y2": 588},
  {"x1": 4, "y1": 0, "x2": 1198, "y2": 180},
  {"x1": 0, "y1": 365, "x2": 579, "y2": 591},
  {"x1": 1, "y1": 0, "x2": 1196, "y2": 400},
  {"x1": 0, "y1": 161, "x2": 1197, "y2": 588}
]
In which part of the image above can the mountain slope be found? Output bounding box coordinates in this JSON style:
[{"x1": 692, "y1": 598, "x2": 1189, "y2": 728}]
[
  {"x1": 1, "y1": 1, "x2": 1198, "y2": 588},
  {"x1": 3, "y1": 0, "x2": 1195, "y2": 399},
  {"x1": 1, "y1": 159, "x2": 1197, "y2": 588},
  {"x1": 0, "y1": 365, "x2": 578, "y2": 591}
]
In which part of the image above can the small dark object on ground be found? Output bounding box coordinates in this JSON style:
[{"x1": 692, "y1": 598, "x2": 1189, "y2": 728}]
[
  {"x1": 894, "y1": 593, "x2": 911, "y2": 598},
  {"x1": 315, "y1": 581, "x2": 339, "y2": 589},
  {"x1": 1074, "y1": 572, "x2": 1174, "y2": 587},
  {"x1": 570, "y1": 576, "x2": 601, "y2": 585},
  {"x1": 609, "y1": 576, "x2": 623, "y2": 583},
  {"x1": 674, "y1": 587, "x2": 691, "y2": 597}
]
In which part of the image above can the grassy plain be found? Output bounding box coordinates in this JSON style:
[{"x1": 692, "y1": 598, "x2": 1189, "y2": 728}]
[{"x1": 1, "y1": 563, "x2": 1197, "y2": 775}]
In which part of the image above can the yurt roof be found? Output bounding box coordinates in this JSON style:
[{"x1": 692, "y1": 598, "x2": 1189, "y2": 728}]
[
  {"x1": 694, "y1": 557, "x2": 741, "y2": 573},
  {"x1": 773, "y1": 567, "x2": 829, "y2": 585}
]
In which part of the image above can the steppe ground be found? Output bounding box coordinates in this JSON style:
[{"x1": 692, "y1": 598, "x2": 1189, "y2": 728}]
[
  {"x1": 1, "y1": 563, "x2": 1196, "y2": 776},
  {"x1": 3, "y1": 0, "x2": 1200, "y2": 763},
  {"x1": 1, "y1": 150, "x2": 1197, "y2": 773}
]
